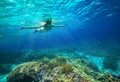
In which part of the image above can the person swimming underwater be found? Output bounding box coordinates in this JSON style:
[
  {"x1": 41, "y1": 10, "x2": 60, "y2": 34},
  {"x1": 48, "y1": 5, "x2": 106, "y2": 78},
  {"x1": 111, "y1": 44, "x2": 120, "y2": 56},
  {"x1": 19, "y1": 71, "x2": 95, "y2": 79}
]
[{"x1": 21, "y1": 18, "x2": 64, "y2": 33}]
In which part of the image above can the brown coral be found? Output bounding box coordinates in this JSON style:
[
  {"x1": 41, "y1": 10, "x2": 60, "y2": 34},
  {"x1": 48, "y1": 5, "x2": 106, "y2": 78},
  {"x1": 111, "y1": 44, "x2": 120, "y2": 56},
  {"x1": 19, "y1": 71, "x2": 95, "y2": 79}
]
[
  {"x1": 48, "y1": 62, "x2": 60, "y2": 69},
  {"x1": 61, "y1": 64, "x2": 73, "y2": 74}
]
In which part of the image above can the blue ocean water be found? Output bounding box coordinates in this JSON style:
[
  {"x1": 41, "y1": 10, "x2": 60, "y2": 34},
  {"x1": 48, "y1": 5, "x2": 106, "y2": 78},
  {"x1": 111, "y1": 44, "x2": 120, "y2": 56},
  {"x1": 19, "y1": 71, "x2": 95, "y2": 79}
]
[
  {"x1": 0, "y1": 0, "x2": 120, "y2": 82},
  {"x1": 0, "y1": 0, "x2": 119, "y2": 50}
]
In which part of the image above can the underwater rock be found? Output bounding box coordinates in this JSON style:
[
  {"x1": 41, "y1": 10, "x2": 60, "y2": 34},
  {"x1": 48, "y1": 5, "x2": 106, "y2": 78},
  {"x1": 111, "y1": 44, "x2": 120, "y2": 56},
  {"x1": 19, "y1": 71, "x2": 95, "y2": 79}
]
[
  {"x1": 22, "y1": 50, "x2": 57, "y2": 62},
  {"x1": 7, "y1": 61, "x2": 46, "y2": 82},
  {"x1": 7, "y1": 57, "x2": 89, "y2": 82},
  {"x1": 35, "y1": 70, "x2": 45, "y2": 81},
  {"x1": 7, "y1": 56, "x2": 120, "y2": 82},
  {"x1": 97, "y1": 72, "x2": 120, "y2": 82}
]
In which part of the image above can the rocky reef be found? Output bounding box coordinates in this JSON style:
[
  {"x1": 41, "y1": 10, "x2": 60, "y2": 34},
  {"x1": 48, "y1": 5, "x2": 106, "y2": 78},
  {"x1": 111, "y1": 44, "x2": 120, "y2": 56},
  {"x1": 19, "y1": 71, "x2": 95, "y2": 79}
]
[{"x1": 7, "y1": 56, "x2": 120, "y2": 82}]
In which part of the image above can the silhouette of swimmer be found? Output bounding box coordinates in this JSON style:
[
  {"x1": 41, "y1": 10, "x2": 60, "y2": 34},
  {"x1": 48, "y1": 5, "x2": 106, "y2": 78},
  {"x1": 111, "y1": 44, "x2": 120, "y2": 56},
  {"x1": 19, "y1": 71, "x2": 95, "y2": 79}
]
[{"x1": 21, "y1": 18, "x2": 64, "y2": 33}]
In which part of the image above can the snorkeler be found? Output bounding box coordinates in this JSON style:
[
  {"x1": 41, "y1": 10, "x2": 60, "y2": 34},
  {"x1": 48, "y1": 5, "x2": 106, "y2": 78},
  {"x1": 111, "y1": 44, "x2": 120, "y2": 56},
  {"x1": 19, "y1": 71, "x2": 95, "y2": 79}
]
[{"x1": 21, "y1": 18, "x2": 64, "y2": 33}]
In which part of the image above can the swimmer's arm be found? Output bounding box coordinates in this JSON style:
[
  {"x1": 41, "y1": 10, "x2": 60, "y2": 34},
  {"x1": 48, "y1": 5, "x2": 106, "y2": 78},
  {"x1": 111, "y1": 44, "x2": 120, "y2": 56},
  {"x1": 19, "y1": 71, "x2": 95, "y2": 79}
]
[
  {"x1": 52, "y1": 24, "x2": 64, "y2": 27},
  {"x1": 21, "y1": 26, "x2": 43, "y2": 29}
]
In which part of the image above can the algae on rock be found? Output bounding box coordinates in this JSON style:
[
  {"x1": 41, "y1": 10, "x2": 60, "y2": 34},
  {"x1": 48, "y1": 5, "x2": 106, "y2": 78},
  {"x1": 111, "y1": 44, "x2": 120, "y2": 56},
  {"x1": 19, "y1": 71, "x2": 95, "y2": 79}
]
[{"x1": 7, "y1": 56, "x2": 120, "y2": 82}]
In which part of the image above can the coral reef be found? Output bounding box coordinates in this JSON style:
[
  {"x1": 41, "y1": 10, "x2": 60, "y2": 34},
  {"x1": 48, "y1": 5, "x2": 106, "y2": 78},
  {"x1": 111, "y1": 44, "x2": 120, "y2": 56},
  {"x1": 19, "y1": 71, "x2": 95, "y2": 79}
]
[
  {"x1": 97, "y1": 72, "x2": 120, "y2": 82},
  {"x1": 7, "y1": 55, "x2": 120, "y2": 82},
  {"x1": 61, "y1": 64, "x2": 73, "y2": 74},
  {"x1": 1, "y1": 48, "x2": 119, "y2": 82}
]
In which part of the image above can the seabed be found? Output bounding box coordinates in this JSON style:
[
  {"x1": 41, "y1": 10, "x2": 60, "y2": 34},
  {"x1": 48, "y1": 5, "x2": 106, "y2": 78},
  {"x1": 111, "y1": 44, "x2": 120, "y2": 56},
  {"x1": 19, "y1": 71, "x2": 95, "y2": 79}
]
[{"x1": 0, "y1": 49, "x2": 120, "y2": 82}]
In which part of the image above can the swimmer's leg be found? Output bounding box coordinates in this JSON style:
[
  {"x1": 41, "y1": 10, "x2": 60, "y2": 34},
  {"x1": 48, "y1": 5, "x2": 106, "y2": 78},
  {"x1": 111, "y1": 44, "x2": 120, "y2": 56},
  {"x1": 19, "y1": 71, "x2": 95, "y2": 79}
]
[{"x1": 21, "y1": 26, "x2": 43, "y2": 29}]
